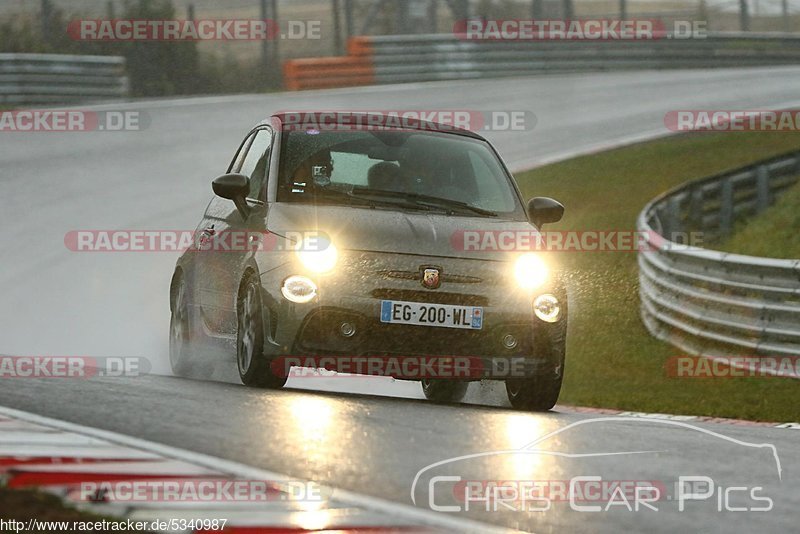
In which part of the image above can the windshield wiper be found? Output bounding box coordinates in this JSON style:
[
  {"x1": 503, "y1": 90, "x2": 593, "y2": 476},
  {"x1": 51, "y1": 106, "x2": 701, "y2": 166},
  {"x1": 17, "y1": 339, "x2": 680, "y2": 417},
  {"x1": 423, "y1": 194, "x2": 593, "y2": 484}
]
[
  {"x1": 310, "y1": 187, "x2": 436, "y2": 212},
  {"x1": 351, "y1": 188, "x2": 498, "y2": 217},
  {"x1": 347, "y1": 192, "x2": 439, "y2": 212}
]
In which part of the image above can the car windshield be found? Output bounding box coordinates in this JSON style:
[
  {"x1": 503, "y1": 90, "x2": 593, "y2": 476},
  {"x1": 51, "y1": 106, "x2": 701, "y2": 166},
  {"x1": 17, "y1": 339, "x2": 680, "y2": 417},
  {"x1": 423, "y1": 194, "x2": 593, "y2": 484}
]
[{"x1": 277, "y1": 129, "x2": 526, "y2": 219}]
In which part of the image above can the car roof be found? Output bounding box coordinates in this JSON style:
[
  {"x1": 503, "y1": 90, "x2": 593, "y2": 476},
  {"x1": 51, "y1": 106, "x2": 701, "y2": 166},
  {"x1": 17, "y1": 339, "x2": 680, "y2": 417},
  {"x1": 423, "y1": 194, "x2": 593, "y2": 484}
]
[{"x1": 253, "y1": 112, "x2": 488, "y2": 141}]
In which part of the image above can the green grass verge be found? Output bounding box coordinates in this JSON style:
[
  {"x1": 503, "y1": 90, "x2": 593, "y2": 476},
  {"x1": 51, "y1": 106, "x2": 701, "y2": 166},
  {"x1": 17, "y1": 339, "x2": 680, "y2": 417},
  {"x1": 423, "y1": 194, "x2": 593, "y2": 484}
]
[
  {"x1": 514, "y1": 131, "x2": 800, "y2": 421},
  {"x1": 715, "y1": 178, "x2": 800, "y2": 259}
]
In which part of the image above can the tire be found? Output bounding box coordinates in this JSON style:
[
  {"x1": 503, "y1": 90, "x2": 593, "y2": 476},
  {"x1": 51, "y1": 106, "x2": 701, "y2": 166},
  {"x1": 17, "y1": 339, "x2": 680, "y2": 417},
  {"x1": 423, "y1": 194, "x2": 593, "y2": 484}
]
[
  {"x1": 507, "y1": 297, "x2": 568, "y2": 411},
  {"x1": 169, "y1": 273, "x2": 193, "y2": 377},
  {"x1": 237, "y1": 273, "x2": 287, "y2": 389},
  {"x1": 505, "y1": 369, "x2": 563, "y2": 411},
  {"x1": 421, "y1": 380, "x2": 468, "y2": 403}
]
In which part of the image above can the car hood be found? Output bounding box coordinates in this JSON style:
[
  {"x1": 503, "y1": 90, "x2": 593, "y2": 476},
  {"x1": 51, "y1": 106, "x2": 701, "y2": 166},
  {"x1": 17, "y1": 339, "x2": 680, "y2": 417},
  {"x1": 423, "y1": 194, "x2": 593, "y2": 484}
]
[{"x1": 266, "y1": 203, "x2": 539, "y2": 261}]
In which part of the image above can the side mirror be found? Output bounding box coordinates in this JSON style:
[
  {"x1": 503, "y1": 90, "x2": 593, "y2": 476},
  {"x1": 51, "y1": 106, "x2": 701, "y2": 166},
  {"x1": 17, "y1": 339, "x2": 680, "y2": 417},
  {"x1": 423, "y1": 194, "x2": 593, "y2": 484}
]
[
  {"x1": 527, "y1": 197, "x2": 564, "y2": 228},
  {"x1": 213, "y1": 173, "x2": 250, "y2": 219}
]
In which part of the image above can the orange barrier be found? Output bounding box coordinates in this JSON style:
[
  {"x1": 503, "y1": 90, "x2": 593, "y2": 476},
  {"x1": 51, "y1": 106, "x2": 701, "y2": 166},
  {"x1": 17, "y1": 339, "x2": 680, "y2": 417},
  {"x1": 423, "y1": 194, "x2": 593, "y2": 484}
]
[
  {"x1": 347, "y1": 36, "x2": 374, "y2": 56},
  {"x1": 283, "y1": 38, "x2": 375, "y2": 91}
]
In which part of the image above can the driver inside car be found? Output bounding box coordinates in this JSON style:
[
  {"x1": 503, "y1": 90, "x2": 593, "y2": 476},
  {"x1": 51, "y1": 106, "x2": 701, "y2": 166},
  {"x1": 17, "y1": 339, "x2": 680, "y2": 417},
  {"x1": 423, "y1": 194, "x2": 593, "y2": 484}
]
[
  {"x1": 367, "y1": 161, "x2": 404, "y2": 192},
  {"x1": 292, "y1": 149, "x2": 335, "y2": 189},
  {"x1": 402, "y1": 152, "x2": 474, "y2": 205}
]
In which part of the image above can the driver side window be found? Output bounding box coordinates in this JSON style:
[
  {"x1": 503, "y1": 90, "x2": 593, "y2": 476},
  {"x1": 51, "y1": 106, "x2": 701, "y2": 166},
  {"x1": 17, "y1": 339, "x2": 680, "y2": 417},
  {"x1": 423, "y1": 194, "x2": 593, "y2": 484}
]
[{"x1": 236, "y1": 129, "x2": 273, "y2": 200}]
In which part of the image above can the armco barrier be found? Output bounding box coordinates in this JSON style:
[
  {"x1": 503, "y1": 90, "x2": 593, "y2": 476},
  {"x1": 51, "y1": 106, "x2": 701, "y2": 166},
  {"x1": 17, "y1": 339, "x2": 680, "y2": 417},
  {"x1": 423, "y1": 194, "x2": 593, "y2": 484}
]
[
  {"x1": 638, "y1": 150, "x2": 800, "y2": 370},
  {"x1": 284, "y1": 32, "x2": 800, "y2": 90},
  {"x1": 0, "y1": 53, "x2": 129, "y2": 106}
]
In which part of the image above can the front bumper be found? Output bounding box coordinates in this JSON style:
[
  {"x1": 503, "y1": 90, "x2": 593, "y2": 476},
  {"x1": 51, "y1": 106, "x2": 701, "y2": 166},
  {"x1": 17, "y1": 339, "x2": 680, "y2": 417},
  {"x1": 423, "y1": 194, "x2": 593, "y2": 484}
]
[{"x1": 258, "y1": 252, "x2": 567, "y2": 380}]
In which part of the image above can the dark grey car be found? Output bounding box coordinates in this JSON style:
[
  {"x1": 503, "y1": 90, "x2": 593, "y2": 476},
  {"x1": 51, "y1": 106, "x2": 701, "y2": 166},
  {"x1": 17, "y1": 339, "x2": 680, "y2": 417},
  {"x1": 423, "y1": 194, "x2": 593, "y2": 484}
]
[{"x1": 169, "y1": 113, "x2": 567, "y2": 410}]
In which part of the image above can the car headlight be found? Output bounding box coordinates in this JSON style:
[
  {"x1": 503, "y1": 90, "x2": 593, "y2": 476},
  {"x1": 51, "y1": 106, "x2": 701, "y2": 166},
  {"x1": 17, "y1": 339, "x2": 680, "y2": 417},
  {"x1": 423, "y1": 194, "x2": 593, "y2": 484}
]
[
  {"x1": 296, "y1": 237, "x2": 338, "y2": 274},
  {"x1": 514, "y1": 253, "x2": 549, "y2": 290},
  {"x1": 282, "y1": 275, "x2": 318, "y2": 304}
]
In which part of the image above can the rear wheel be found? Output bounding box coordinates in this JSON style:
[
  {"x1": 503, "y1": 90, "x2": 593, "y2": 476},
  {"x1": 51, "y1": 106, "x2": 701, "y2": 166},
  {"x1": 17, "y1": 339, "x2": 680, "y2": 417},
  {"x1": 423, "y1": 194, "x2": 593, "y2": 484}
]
[
  {"x1": 421, "y1": 380, "x2": 468, "y2": 403},
  {"x1": 169, "y1": 273, "x2": 192, "y2": 376},
  {"x1": 237, "y1": 273, "x2": 287, "y2": 389}
]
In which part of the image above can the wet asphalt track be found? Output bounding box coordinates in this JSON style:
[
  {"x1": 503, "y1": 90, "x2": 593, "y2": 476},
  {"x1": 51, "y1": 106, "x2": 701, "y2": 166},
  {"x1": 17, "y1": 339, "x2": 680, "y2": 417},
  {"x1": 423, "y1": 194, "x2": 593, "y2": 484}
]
[{"x1": 1, "y1": 67, "x2": 800, "y2": 532}]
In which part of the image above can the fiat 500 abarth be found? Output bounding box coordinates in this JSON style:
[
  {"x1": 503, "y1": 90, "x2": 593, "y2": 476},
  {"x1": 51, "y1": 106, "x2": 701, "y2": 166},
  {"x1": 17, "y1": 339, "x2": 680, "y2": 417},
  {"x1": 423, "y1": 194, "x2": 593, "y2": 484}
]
[{"x1": 169, "y1": 113, "x2": 568, "y2": 410}]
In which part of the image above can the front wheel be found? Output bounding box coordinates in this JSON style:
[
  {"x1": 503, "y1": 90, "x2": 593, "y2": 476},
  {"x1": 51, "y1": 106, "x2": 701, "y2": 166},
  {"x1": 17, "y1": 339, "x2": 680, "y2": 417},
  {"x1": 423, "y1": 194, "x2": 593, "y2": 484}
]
[
  {"x1": 237, "y1": 273, "x2": 287, "y2": 389},
  {"x1": 421, "y1": 380, "x2": 468, "y2": 403},
  {"x1": 505, "y1": 364, "x2": 563, "y2": 411}
]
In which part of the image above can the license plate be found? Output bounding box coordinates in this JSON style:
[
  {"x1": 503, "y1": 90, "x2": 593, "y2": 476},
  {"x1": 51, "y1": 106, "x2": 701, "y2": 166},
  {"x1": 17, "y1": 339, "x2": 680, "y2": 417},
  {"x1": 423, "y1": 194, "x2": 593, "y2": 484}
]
[{"x1": 380, "y1": 300, "x2": 483, "y2": 330}]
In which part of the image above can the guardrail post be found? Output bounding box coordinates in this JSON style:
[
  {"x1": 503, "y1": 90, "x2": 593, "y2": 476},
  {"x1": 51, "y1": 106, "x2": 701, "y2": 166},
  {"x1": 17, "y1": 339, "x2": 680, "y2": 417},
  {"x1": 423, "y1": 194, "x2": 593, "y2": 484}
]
[
  {"x1": 783, "y1": 0, "x2": 791, "y2": 32},
  {"x1": 562, "y1": 0, "x2": 574, "y2": 19},
  {"x1": 260, "y1": 0, "x2": 281, "y2": 89},
  {"x1": 720, "y1": 178, "x2": 733, "y2": 236},
  {"x1": 531, "y1": 0, "x2": 543, "y2": 18},
  {"x1": 260, "y1": 0, "x2": 269, "y2": 69},
  {"x1": 688, "y1": 186, "x2": 704, "y2": 232},
  {"x1": 448, "y1": 0, "x2": 470, "y2": 19},
  {"x1": 344, "y1": 0, "x2": 354, "y2": 39},
  {"x1": 667, "y1": 195, "x2": 683, "y2": 239},
  {"x1": 360, "y1": 0, "x2": 390, "y2": 35},
  {"x1": 395, "y1": 0, "x2": 410, "y2": 34},
  {"x1": 332, "y1": 0, "x2": 343, "y2": 55},
  {"x1": 40, "y1": 0, "x2": 52, "y2": 46},
  {"x1": 427, "y1": 0, "x2": 438, "y2": 33},
  {"x1": 755, "y1": 165, "x2": 771, "y2": 213},
  {"x1": 739, "y1": 0, "x2": 750, "y2": 31}
]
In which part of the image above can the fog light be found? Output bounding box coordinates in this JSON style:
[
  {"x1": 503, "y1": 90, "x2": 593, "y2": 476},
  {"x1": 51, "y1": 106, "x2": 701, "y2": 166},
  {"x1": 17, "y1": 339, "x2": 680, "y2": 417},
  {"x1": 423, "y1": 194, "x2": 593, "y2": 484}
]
[
  {"x1": 340, "y1": 322, "x2": 356, "y2": 338},
  {"x1": 533, "y1": 294, "x2": 561, "y2": 323},
  {"x1": 281, "y1": 275, "x2": 317, "y2": 304},
  {"x1": 501, "y1": 334, "x2": 518, "y2": 350}
]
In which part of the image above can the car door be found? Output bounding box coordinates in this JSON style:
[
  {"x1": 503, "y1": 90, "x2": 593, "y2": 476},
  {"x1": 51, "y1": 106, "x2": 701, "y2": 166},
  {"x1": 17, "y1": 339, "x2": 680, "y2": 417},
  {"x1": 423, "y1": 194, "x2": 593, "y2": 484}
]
[{"x1": 197, "y1": 128, "x2": 274, "y2": 337}]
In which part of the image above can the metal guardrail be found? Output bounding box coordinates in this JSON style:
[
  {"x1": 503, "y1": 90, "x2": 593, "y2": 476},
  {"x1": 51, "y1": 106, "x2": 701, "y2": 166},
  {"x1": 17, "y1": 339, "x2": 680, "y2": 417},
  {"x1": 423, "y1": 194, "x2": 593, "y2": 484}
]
[
  {"x1": 0, "y1": 53, "x2": 129, "y2": 106},
  {"x1": 284, "y1": 32, "x2": 800, "y2": 90},
  {"x1": 364, "y1": 32, "x2": 800, "y2": 84},
  {"x1": 637, "y1": 150, "x2": 800, "y2": 372}
]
